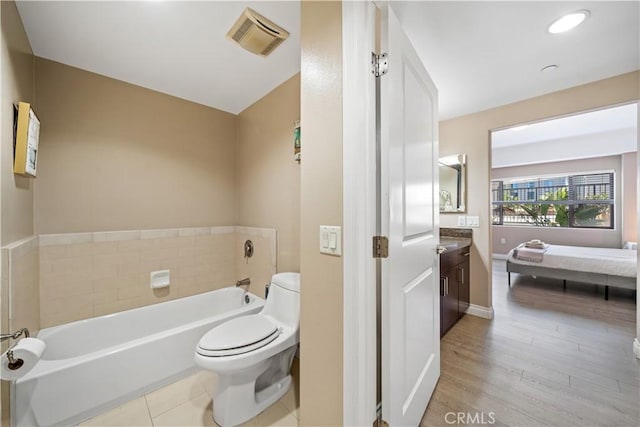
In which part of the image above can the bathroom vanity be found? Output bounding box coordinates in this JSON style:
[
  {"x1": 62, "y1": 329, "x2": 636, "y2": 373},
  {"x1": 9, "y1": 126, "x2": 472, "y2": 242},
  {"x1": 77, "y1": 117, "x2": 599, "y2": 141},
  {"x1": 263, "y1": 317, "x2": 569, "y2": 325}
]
[{"x1": 439, "y1": 229, "x2": 471, "y2": 337}]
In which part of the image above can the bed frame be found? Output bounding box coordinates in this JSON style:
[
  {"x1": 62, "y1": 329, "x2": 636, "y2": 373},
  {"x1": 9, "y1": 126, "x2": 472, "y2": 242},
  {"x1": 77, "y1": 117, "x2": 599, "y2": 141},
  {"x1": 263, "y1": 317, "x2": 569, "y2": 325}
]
[{"x1": 506, "y1": 259, "x2": 637, "y2": 300}]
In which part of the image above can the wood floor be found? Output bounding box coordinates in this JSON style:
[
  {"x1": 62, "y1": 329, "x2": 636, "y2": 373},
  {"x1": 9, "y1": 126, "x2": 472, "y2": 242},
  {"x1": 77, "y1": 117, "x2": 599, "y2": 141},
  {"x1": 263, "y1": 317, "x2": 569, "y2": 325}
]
[{"x1": 421, "y1": 260, "x2": 639, "y2": 427}]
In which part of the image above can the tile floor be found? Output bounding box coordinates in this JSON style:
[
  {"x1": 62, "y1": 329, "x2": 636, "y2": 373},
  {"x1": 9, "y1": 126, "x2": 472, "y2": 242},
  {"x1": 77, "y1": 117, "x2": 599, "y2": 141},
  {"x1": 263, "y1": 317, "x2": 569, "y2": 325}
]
[{"x1": 78, "y1": 368, "x2": 299, "y2": 427}]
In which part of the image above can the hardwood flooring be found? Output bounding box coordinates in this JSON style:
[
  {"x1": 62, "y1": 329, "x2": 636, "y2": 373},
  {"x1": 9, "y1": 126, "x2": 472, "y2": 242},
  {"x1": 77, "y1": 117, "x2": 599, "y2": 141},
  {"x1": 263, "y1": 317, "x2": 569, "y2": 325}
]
[{"x1": 420, "y1": 260, "x2": 639, "y2": 427}]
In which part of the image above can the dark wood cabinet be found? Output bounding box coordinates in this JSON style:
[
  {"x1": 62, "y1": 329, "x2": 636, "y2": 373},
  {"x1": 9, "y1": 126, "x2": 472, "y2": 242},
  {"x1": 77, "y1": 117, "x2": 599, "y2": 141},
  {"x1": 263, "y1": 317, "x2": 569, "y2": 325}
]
[{"x1": 440, "y1": 245, "x2": 470, "y2": 337}]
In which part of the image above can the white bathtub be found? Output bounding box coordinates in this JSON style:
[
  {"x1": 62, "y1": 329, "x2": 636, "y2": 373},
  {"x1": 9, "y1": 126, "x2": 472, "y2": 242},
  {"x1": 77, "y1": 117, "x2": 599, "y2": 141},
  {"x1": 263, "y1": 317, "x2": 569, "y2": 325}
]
[{"x1": 12, "y1": 287, "x2": 263, "y2": 427}]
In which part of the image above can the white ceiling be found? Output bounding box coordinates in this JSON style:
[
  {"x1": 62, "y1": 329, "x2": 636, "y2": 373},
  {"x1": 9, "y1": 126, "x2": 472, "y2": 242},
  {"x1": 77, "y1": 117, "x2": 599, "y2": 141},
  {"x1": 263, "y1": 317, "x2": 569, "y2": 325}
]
[
  {"x1": 392, "y1": 1, "x2": 639, "y2": 119},
  {"x1": 492, "y1": 103, "x2": 638, "y2": 149},
  {"x1": 15, "y1": 1, "x2": 640, "y2": 119},
  {"x1": 491, "y1": 103, "x2": 638, "y2": 168},
  {"x1": 15, "y1": 1, "x2": 301, "y2": 115}
]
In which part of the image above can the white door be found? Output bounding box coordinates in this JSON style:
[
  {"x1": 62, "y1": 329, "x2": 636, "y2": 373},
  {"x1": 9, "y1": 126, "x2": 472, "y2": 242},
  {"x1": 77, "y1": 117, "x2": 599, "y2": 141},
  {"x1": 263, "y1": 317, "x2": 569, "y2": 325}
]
[{"x1": 380, "y1": 5, "x2": 440, "y2": 426}]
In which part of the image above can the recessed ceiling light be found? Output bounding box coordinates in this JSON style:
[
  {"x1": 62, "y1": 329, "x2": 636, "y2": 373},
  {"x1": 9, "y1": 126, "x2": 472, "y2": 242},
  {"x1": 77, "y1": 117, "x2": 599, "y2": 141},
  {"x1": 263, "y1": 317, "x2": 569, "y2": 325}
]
[
  {"x1": 548, "y1": 10, "x2": 590, "y2": 34},
  {"x1": 540, "y1": 64, "x2": 558, "y2": 73}
]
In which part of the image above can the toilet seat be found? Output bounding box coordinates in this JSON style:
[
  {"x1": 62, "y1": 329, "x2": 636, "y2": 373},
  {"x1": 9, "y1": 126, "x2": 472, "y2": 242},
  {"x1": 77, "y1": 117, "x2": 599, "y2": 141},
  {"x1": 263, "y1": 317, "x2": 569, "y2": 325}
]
[{"x1": 197, "y1": 315, "x2": 280, "y2": 357}]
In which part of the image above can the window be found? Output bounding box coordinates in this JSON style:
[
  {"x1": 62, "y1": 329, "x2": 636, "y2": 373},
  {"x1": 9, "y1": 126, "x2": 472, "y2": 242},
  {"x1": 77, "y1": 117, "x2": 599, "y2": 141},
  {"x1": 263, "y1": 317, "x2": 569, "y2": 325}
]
[{"x1": 492, "y1": 172, "x2": 614, "y2": 229}]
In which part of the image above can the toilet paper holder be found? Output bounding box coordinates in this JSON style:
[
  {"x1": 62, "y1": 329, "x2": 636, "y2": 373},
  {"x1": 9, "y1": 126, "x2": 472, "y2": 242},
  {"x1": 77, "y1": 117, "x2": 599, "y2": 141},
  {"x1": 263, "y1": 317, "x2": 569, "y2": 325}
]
[{"x1": 1, "y1": 328, "x2": 30, "y2": 370}]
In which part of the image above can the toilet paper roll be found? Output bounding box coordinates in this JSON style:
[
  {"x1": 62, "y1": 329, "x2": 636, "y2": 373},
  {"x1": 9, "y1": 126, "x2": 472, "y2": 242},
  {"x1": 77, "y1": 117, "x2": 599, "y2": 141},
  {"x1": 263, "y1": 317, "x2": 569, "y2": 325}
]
[{"x1": 1, "y1": 337, "x2": 46, "y2": 381}]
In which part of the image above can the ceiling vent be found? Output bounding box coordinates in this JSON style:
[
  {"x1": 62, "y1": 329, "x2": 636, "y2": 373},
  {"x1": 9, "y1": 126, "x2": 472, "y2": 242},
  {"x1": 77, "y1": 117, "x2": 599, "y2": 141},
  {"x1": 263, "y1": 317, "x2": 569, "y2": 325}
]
[{"x1": 227, "y1": 8, "x2": 289, "y2": 57}]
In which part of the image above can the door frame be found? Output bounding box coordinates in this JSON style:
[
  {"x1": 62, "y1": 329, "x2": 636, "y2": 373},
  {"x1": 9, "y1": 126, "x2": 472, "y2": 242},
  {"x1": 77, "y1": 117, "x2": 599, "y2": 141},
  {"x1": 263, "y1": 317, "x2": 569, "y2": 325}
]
[{"x1": 342, "y1": 1, "x2": 378, "y2": 426}]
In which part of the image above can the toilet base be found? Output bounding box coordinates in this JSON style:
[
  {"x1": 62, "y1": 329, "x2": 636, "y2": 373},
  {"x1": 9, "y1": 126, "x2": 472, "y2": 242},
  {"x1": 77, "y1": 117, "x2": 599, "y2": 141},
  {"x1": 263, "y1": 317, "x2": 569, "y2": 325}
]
[
  {"x1": 210, "y1": 347, "x2": 296, "y2": 427},
  {"x1": 212, "y1": 374, "x2": 291, "y2": 427}
]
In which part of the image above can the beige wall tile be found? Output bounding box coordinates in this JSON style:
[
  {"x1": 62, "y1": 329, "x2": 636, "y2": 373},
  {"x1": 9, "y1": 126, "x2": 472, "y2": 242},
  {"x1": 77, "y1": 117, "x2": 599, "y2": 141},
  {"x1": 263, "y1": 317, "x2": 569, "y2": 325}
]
[
  {"x1": 94, "y1": 230, "x2": 141, "y2": 242},
  {"x1": 117, "y1": 283, "x2": 145, "y2": 301},
  {"x1": 117, "y1": 239, "x2": 143, "y2": 253},
  {"x1": 66, "y1": 241, "x2": 119, "y2": 258},
  {"x1": 94, "y1": 297, "x2": 143, "y2": 318},
  {"x1": 144, "y1": 287, "x2": 178, "y2": 304},
  {"x1": 39, "y1": 233, "x2": 93, "y2": 246},
  {"x1": 40, "y1": 245, "x2": 67, "y2": 261},
  {"x1": 10, "y1": 244, "x2": 40, "y2": 335},
  {"x1": 40, "y1": 278, "x2": 92, "y2": 300},
  {"x1": 37, "y1": 227, "x2": 276, "y2": 326},
  {"x1": 236, "y1": 232, "x2": 276, "y2": 297},
  {"x1": 141, "y1": 229, "x2": 180, "y2": 240},
  {"x1": 178, "y1": 227, "x2": 212, "y2": 237}
]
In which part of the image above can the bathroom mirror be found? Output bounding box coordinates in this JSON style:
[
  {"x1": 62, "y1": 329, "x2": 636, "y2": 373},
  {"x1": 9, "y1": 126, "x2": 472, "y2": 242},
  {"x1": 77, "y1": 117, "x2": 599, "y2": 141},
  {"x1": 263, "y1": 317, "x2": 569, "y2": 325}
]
[{"x1": 439, "y1": 154, "x2": 466, "y2": 213}]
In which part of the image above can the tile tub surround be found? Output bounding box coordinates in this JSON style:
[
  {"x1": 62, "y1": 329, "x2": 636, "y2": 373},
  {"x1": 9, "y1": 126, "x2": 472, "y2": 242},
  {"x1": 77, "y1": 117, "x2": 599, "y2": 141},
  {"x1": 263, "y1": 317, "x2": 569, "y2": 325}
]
[
  {"x1": 39, "y1": 226, "x2": 276, "y2": 328},
  {"x1": 236, "y1": 227, "x2": 278, "y2": 297},
  {"x1": 2, "y1": 236, "x2": 40, "y2": 335}
]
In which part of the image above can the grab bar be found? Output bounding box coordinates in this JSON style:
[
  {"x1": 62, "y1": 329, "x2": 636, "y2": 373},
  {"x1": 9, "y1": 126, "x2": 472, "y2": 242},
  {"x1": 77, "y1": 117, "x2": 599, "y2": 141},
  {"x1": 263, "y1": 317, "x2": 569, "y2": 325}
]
[{"x1": 0, "y1": 328, "x2": 30, "y2": 342}]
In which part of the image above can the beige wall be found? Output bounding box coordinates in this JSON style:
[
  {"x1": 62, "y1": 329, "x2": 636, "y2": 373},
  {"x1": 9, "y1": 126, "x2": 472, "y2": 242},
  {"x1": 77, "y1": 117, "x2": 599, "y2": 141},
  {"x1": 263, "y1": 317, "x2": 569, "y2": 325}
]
[
  {"x1": 1, "y1": 3, "x2": 35, "y2": 425},
  {"x1": 237, "y1": 74, "x2": 300, "y2": 273},
  {"x1": 1, "y1": 0, "x2": 34, "y2": 246},
  {"x1": 299, "y1": 1, "x2": 344, "y2": 425},
  {"x1": 33, "y1": 58, "x2": 237, "y2": 234},
  {"x1": 492, "y1": 155, "x2": 624, "y2": 254},
  {"x1": 440, "y1": 71, "x2": 640, "y2": 309},
  {"x1": 622, "y1": 152, "x2": 637, "y2": 243}
]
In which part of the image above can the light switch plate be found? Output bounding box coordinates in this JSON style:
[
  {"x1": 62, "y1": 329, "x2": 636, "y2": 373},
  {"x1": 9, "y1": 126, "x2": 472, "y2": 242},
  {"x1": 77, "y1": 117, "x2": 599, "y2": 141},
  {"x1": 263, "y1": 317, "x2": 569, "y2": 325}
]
[
  {"x1": 320, "y1": 225, "x2": 342, "y2": 256},
  {"x1": 467, "y1": 216, "x2": 480, "y2": 227},
  {"x1": 457, "y1": 216, "x2": 467, "y2": 227}
]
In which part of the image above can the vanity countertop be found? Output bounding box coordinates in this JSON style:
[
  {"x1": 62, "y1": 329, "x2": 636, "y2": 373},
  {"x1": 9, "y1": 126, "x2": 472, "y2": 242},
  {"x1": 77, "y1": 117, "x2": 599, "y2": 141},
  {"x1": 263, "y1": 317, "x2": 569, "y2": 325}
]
[{"x1": 439, "y1": 237, "x2": 472, "y2": 251}]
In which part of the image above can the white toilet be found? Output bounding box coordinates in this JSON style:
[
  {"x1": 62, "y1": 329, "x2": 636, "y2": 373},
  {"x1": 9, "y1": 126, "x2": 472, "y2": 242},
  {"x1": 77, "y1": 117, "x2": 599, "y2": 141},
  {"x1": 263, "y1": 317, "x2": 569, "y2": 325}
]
[{"x1": 195, "y1": 272, "x2": 300, "y2": 427}]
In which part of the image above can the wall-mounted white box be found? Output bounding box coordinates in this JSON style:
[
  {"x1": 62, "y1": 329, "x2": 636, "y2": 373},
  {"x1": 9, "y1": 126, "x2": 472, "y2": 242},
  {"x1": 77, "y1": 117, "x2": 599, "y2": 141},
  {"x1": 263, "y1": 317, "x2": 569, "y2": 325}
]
[{"x1": 150, "y1": 270, "x2": 170, "y2": 289}]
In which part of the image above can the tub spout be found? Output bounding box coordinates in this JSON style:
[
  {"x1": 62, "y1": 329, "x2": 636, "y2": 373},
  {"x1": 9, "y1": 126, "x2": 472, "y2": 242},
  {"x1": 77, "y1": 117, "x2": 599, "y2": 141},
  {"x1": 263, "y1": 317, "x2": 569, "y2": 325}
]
[{"x1": 236, "y1": 278, "x2": 250, "y2": 289}]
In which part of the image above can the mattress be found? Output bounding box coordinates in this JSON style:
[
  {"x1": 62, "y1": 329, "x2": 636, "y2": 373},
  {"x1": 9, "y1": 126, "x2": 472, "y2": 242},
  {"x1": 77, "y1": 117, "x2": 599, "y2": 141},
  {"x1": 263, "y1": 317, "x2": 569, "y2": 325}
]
[{"x1": 508, "y1": 244, "x2": 637, "y2": 278}]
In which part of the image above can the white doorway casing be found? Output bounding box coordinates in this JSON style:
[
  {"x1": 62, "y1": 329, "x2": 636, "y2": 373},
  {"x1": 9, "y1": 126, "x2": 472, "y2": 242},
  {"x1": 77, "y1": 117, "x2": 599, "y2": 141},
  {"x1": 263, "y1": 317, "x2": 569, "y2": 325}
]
[
  {"x1": 342, "y1": 3, "x2": 442, "y2": 425},
  {"x1": 342, "y1": 1, "x2": 378, "y2": 426}
]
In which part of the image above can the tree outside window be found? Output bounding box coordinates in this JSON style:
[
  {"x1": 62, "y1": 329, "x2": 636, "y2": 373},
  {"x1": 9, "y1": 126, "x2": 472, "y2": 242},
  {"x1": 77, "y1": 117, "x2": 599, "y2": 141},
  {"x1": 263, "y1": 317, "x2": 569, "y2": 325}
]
[{"x1": 492, "y1": 172, "x2": 614, "y2": 229}]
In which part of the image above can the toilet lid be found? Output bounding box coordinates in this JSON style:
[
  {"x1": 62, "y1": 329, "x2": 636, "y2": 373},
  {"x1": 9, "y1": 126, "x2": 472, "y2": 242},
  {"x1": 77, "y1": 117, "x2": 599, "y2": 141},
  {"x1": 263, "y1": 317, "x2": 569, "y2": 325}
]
[{"x1": 197, "y1": 315, "x2": 280, "y2": 357}]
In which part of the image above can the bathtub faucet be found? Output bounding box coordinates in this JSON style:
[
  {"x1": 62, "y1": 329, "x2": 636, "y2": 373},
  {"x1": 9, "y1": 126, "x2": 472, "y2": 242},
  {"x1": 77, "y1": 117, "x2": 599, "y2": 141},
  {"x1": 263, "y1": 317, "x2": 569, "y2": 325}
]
[{"x1": 236, "y1": 278, "x2": 250, "y2": 290}]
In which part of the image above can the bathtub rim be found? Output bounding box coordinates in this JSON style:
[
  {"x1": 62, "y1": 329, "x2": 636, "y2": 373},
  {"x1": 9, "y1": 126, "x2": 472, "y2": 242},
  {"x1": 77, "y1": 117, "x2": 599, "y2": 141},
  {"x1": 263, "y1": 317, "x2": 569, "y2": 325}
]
[{"x1": 18, "y1": 288, "x2": 264, "y2": 380}]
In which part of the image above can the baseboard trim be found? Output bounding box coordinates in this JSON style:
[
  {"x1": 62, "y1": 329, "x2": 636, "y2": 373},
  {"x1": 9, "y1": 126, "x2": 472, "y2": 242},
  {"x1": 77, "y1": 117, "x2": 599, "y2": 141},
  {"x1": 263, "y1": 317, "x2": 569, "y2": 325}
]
[
  {"x1": 634, "y1": 338, "x2": 640, "y2": 359},
  {"x1": 492, "y1": 253, "x2": 508, "y2": 260},
  {"x1": 466, "y1": 304, "x2": 494, "y2": 319}
]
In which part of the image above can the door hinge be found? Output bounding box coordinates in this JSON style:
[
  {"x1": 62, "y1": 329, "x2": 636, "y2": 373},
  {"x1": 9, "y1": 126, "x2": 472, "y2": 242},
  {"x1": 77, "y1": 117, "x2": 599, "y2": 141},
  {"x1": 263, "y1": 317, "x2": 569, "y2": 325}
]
[
  {"x1": 373, "y1": 235, "x2": 389, "y2": 258},
  {"x1": 373, "y1": 418, "x2": 389, "y2": 427},
  {"x1": 371, "y1": 52, "x2": 388, "y2": 77}
]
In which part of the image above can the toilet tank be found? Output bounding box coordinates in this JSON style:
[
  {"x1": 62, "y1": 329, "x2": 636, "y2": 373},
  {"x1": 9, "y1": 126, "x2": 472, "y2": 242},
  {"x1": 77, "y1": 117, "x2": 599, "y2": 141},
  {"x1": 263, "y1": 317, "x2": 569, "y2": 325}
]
[{"x1": 261, "y1": 273, "x2": 300, "y2": 329}]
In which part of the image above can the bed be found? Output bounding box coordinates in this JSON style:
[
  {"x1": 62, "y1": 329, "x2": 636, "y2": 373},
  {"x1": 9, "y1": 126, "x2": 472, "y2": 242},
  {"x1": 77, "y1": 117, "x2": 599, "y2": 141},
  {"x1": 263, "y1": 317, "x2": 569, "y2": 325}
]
[{"x1": 506, "y1": 244, "x2": 637, "y2": 300}]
